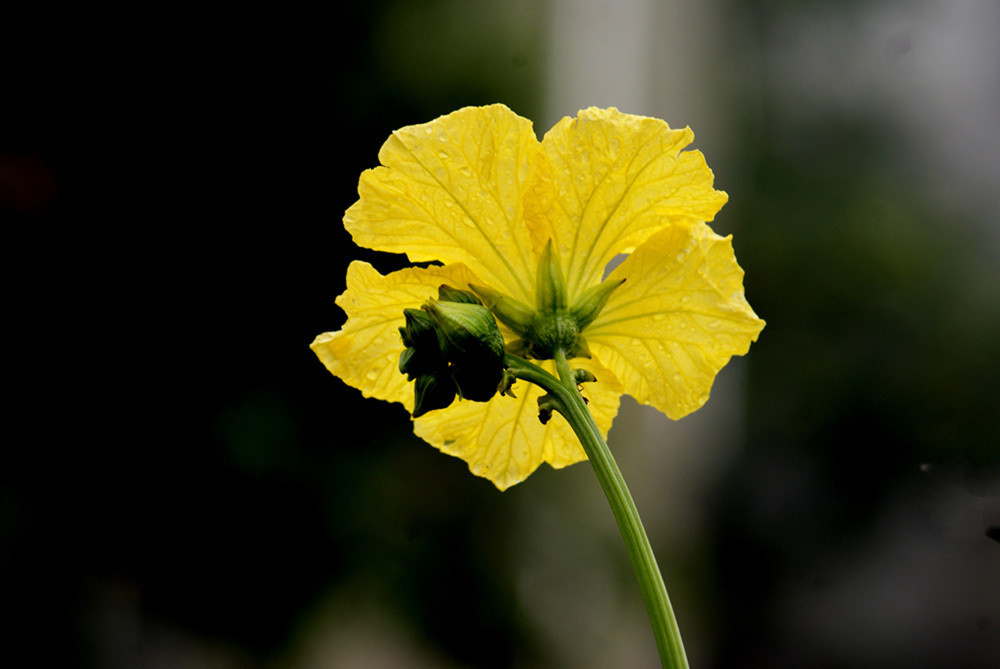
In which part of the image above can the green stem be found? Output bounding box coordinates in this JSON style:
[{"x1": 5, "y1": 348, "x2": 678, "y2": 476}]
[{"x1": 504, "y1": 352, "x2": 689, "y2": 669}]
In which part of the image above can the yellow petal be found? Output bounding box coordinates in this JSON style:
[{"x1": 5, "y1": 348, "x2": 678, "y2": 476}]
[
  {"x1": 413, "y1": 357, "x2": 623, "y2": 490},
  {"x1": 344, "y1": 104, "x2": 542, "y2": 305},
  {"x1": 525, "y1": 107, "x2": 728, "y2": 299},
  {"x1": 585, "y1": 223, "x2": 765, "y2": 420},
  {"x1": 310, "y1": 261, "x2": 484, "y2": 411}
]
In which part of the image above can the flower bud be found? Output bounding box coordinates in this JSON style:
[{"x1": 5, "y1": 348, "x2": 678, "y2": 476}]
[
  {"x1": 423, "y1": 299, "x2": 505, "y2": 361},
  {"x1": 412, "y1": 372, "x2": 456, "y2": 417},
  {"x1": 418, "y1": 298, "x2": 507, "y2": 404},
  {"x1": 398, "y1": 308, "x2": 445, "y2": 380},
  {"x1": 399, "y1": 308, "x2": 438, "y2": 349}
]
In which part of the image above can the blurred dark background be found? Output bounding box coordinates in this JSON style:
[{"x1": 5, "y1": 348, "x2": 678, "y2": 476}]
[{"x1": 3, "y1": 1, "x2": 997, "y2": 667}]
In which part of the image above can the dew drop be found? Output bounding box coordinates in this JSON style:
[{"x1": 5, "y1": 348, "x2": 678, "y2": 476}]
[{"x1": 366, "y1": 368, "x2": 379, "y2": 381}]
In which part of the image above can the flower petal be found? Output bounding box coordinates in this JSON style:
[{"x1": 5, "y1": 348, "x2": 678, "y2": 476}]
[
  {"x1": 585, "y1": 223, "x2": 765, "y2": 420},
  {"x1": 310, "y1": 260, "x2": 485, "y2": 411},
  {"x1": 525, "y1": 107, "x2": 728, "y2": 299},
  {"x1": 413, "y1": 357, "x2": 623, "y2": 490},
  {"x1": 344, "y1": 104, "x2": 542, "y2": 304}
]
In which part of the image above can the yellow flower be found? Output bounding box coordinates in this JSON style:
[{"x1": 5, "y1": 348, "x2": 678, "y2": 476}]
[{"x1": 312, "y1": 105, "x2": 764, "y2": 490}]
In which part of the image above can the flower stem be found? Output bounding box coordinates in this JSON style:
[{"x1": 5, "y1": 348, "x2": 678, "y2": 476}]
[{"x1": 504, "y1": 353, "x2": 689, "y2": 669}]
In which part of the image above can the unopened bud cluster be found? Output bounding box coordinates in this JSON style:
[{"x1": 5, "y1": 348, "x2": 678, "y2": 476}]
[
  {"x1": 399, "y1": 285, "x2": 506, "y2": 416},
  {"x1": 398, "y1": 240, "x2": 621, "y2": 417}
]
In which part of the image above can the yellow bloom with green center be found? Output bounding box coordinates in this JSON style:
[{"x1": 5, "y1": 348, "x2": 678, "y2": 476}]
[{"x1": 312, "y1": 104, "x2": 764, "y2": 490}]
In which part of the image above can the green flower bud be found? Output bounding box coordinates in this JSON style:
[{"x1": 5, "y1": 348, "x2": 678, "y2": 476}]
[
  {"x1": 412, "y1": 372, "x2": 456, "y2": 417},
  {"x1": 535, "y1": 239, "x2": 568, "y2": 312},
  {"x1": 398, "y1": 293, "x2": 512, "y2": 414},
  {"x1": 423, "y1": 299, "x2": 505, "y2": 361},
  {"x1": 399, "y1": 308, "x2": 438, "y2": 349},
  {"x1": 569, "y1": 277, "x2": 625, "y2": 330},
  {"x1": 399, "y1": 308, "x2": 446, "y2": 380},
  {"x1": 470, "y1": 283, "x2": 534, "y2": 337},
  {"x1": 422, "y1": 299, "x2": 506, "y2": 403}
]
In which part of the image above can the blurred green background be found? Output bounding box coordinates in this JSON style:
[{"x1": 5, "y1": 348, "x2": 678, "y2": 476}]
[{"x1": 4, "y1": 1, "x2": 998, "y2": 667}]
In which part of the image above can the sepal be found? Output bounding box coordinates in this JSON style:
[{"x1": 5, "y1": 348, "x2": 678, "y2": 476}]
[
  {"x1": 413, "y1": 373, "x2": 456, "y2": 417},
  {"x1": 535, "y1": 239, "x2": 568, "y2": 312},
  {"x1": 438, "y1": 284, "x2": 483, "y2": 305},
  {"x1": 570, "y1": 277, "x2": 625, "y2": 330},
  {"x1": 470, "y1": 283, "x2": 535, "y2": 336}
]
